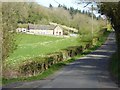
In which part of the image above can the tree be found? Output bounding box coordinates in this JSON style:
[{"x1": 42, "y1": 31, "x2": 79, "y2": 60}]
[
  {"x1": 2, "y1": 2, "x2": 29, "y2": 60},
  {"x1": 99, "y1": 2, "x2": 120, "y2": 83},
  {"x1": 79, "y1": 10, "x2": 81, "y2": 13},
  {"x1": 76, "y1": 1, "x2": 120, "y2": 59},
  {"x1": 82, "y1": 10, "x2": 85, "y2": 14},
  {"x1": 49, "y1": 4, "x2": 53, "y2": 8},
  {"x1": 99, "y1": 2, "x2": 120, "y2": 60},
  {"x1": 2, "y1": 3, "x2": 18, "y2": 60},
  {"x1": 58, "y1": 4, "x2": 61, "y2": 8},
  {"x1": 69, "y1": 7, "x2": 75, "y2": 18},
  {"x1": 62, "y1": 5, "x2": 67, "y2": 10}
]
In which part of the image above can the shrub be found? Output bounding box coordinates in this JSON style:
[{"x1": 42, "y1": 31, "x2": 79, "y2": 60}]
[
  {"x1": 19, "y1": 57, "x2": 45, "y2": 76},
  {"x1": 17, "y1": 45, "x2": 85, "y2": 77},
  {"x1": 60, "y1": 49, "x2": 70, "y2": 60},
  {"x1": 85, "y1": 43, "x2": 92, "y2": 49}
]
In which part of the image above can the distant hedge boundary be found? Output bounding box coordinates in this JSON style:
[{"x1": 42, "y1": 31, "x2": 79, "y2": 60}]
[
  {"x1": 18, "y1": 45, "x2": 86, "y2": 77},
  {"x1": 3, "y1": 28, "x2": 108, "y2": 78}
]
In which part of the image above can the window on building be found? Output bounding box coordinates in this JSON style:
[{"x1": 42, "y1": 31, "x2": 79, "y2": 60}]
[{"x1": 59, "y1": 32, "x2": 61, "y2": 35}]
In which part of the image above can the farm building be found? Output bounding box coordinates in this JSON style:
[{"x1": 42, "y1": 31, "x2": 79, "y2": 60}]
[
  {"x1": 16, "y1": 24, "x2": 63, "y2": 36},
  {"x1": 27, "y1": 24, "x2": 63, "y2": 36},
  {"x1": 16, "y1": 24, "x2": 28, "y2": 33},
  {"x1": 16, "y1": 28, "x2": 27, "y2": 33}
]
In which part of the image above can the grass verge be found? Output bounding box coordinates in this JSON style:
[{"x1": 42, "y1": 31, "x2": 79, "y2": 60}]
[
  {"x1": 2, "y1": 31, "x2": 110, "y2": 86},
  {"x1": 109, "y1": 52, "x2": 120, "y2": 87},
  {"x1": 5, "y1": 34, "x2": 80, "y2": 70},
  {"x1": 2, "y1": 48, "x2": 94, "y2": 85}
]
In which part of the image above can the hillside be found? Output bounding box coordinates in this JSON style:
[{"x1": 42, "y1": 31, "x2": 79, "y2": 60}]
[
  {"x1": 16, "y1": 2, "x2": 106, "y2": 37},
  {"x1": 2, "y1": 2, "x2": 107, "y2": 61},
  {"x1": 14, "y1": 2, "x2": 106, "y2": 32}
]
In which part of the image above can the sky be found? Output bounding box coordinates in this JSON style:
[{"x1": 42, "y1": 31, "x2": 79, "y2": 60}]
[
  {"x1": 36, "y1": 0, "x2": 80, "y2": 8},
  {"x1": 36, "y1": 0, "x2": 101, "y2": 17}
]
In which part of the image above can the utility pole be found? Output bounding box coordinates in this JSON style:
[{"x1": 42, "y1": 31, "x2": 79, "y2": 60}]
[{"x1": 91, "y1": 4, "x2": 93, "y2": 44}]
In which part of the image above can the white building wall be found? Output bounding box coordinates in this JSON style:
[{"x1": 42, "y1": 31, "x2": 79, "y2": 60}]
[
  {"x1": 54, "y1": 26, "x2": 63, "y2": 36},
  {"x1": 16, "y1": 28, "x2": 27, "y2": 33},
  {"x1": 28, "y1": 29, "x2": 54, "y2": 35},
  {"x1": 17, "y1": 26, "x2": 63, "y2": 36}
]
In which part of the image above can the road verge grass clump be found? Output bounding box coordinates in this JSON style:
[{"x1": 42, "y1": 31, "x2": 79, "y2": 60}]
[
  {"x1": 109, "y1": 52, "x2": 120, "y2": 86},
  {"x1": 47, "y1": 52, "x2": 63, "y2": 65},
  {"x1": 18, "y1": 53, "x2": 64, "y2": 77},
  {"x1": 19, "y1": 57, "x2": 45, "y2": 77}
]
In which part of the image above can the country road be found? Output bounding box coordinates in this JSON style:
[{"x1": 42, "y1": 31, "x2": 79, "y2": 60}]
[{"x1": 3, "y1": 32, "x2": 119, "y2": 88}]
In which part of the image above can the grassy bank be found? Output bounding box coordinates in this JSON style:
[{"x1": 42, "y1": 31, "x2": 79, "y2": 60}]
[
  {"x1": 4, "y1": 34, "x2": 80, "y2": 70},
  {"x1": 2, "y1": 31, "x2": 110, "y2": 85},
  {"x1": 2, "y1": 48, "x2": 96, "y2": 85},
  {"x1": 109, "y1": 52, "x2": 120, "y2": 86}
]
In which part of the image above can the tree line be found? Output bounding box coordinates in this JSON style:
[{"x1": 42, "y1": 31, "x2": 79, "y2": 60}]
[
  {"x1": 49, "y1": 3, "x2": 100, "y2": 20},
  {"x1": 99, "y1": 2, "x2": 120, "y2": 59}
]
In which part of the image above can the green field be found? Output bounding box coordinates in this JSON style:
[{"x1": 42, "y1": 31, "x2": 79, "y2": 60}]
[{"x1": 5, "y1": 34, "x2": 80, "y2": 68}]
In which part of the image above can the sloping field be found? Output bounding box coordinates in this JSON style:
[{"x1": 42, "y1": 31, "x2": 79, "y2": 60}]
[{"x1": 5, "y1": 34, "x2": 80, "y2": 68}]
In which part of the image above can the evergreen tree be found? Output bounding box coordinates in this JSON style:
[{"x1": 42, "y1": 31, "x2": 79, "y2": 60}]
[
  {"x1": 79, "y1": 10, "x2": 81, "y2": 13},
  {"x1": 62, "y1": 5, "x2": 67, "y2": 10},
  {"x1": 49, "y1": 4, "x2": 53, "y2": 8},
  {"x1": 58, "y1": 4, "x2": 61, "y2": 7},
  {"x1": 69, "y1": 7, "x2": 74, "y2": 17},
  {"x1": 82, "y1": 10, "x2": 85, "y2": 14}
]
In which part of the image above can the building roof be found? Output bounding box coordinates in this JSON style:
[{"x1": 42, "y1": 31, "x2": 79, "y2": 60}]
[
  {"x1": 28, "y1": 24, "x2": 57, "y2": 30},
  {"x1": 18, "y1": 24, "x2": 28, "y2": 28}
]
